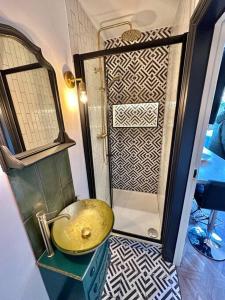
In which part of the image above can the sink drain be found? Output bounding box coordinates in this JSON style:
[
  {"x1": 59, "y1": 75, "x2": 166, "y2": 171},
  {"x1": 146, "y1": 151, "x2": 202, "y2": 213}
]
[{"x1": 147, "y1": 228, "x2": 158, "y2": 239}]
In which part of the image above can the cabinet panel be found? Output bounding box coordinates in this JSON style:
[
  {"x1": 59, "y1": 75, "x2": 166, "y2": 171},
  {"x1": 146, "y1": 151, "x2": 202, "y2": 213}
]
[{"x1": 38, "y1": 240, "x2": 110, "y2": 300}]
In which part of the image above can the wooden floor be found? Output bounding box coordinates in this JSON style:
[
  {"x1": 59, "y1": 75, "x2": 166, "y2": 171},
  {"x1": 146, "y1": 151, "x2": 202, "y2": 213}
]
[{"x1": 177, "y1": 210, "x2": 225, "y2": 300}]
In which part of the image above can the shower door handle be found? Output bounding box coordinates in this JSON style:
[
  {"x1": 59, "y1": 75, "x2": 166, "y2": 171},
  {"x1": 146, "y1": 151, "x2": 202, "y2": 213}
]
[{"x1": 193, "y1": 169, "x2": 198, "y2": 179}]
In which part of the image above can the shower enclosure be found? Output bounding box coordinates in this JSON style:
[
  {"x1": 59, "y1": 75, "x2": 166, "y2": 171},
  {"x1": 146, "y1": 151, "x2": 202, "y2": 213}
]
[{"x1": 74, "y1": 32, "x2": 186, "y2": 242}]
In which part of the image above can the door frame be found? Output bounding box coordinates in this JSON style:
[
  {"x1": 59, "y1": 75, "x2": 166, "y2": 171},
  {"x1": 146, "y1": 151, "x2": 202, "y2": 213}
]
[
  {"x1": 73, "y1": 0, "x2": 225, "y2": 262},
  {"x1": 174, "y1": 11, "x2": 225, "y2": 265},
  {"x1": 162, "y1": 0, "x2": 225, "y2": 262},
  {"x1": 74, "y1": 33, "x2": 187, "y2": 246}
]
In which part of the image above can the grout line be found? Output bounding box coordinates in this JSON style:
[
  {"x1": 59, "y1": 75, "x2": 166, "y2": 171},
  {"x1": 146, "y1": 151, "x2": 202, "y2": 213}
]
[
  {"x1": 23, "y1": 214, "x2": 34, "y2": 225},
  {"x1": 34, "y1": 162, "x2": 48, "y2": 212},
  {"x1": 54, "y1": 153, "x2": 65, "y2": 207}
]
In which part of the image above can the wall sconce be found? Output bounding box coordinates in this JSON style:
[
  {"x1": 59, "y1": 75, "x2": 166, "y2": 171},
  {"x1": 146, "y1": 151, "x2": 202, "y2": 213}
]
[
  {"x1": 64, "y1": 71, "x2": 88, "y2": 104},
  {"x1": 64, "y1": 71, "x2": 75, "y2": 88},
  {"x1": 78, "y1": 80, "x2": 88, "y2": 104}
]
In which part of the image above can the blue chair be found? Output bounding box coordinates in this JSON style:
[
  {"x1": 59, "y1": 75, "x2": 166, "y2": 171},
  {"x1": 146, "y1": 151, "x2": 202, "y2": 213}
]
[{"x1": 188, "y1": 181, "x2": 225, "y2": 261}]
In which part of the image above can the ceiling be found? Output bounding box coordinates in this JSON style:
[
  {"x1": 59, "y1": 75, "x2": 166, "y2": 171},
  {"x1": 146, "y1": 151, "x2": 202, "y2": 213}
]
[{"x1": 79, "y1": 0, "x2": 180, "y2": 40}]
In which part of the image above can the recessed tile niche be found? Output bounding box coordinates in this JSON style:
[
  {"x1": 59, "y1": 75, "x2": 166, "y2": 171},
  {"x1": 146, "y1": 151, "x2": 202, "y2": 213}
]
[{"x1": 113, "y1": 102, "x2": 159, "y2": 128}]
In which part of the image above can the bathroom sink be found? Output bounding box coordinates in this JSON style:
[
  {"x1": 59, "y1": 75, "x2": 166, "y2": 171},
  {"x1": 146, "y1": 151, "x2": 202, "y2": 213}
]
[{"x1": 51, "y1": 199, "x2": 114, "y2": 255}]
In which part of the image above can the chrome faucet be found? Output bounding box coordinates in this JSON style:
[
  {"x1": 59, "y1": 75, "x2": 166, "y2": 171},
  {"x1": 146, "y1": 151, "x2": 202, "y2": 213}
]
[{"x1": 36, "y1": 211, "x2": 70, "y2": 257}]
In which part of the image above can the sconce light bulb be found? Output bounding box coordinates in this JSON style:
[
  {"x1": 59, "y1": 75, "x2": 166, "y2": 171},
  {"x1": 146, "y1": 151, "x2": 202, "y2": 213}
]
[{"x1": 80, "y1": 91, "x2": 88, "y2": 104}]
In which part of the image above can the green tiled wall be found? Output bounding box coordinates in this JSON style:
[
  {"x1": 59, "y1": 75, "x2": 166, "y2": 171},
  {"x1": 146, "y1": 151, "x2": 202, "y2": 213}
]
[{"x1": 8, "y1": 150, "x2": 76, "y2": 258}]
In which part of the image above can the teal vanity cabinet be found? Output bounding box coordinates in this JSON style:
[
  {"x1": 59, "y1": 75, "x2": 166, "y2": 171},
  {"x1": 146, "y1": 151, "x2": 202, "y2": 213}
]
[{"x1": 38, "y1": 240, "x2": 110, "y2": 300}]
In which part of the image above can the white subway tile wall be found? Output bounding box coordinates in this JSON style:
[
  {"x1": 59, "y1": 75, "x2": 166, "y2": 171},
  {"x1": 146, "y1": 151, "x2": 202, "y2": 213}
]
[
  {"x1": 66, "y1": 0, "x2": 99, "y2": 54},
  {"x1": 7, "y1": 69, "x2": 59, "y2": 150},
  {"x1": 66, "y1": 0, "x2": 111, "y2": 204},
  {"x1": 0, "y1": 36, "x2": 59, "y2": 151},
  {"x1": 84, "y1": 59, "x2": 111, "y2": 204}
]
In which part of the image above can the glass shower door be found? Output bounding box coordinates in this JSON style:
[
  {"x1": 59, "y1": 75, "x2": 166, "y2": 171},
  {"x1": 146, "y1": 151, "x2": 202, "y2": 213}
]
[
  {"x1": 82, "y1": 39, "x2": 184, "y2": 241},
  {"x1": 84, "y1": 58, "x2": 111, "y2": 205}
]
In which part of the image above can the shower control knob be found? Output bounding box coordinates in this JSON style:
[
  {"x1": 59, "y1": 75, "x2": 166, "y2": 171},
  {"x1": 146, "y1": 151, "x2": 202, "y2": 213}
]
[{"x1": 106, "y1": 153, "x2": 113, "y2": 157}]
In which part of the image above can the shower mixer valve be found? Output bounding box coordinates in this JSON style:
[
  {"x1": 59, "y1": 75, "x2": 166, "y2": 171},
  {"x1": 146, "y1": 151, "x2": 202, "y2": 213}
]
[{"x1": 97, "y1": 133, "x2": 108, "y2": 139}]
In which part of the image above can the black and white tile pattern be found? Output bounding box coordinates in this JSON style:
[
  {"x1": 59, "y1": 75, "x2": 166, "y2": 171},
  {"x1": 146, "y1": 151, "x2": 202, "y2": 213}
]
[
  {"x1": 102, "y1": 236, "x2": 181, "y2": 300},
  {"x1": 105, "y1": 27, "x2": 171, "y2": 194},
  {"x1": 113, "y1": 103, "x2": 159, "y2": 128}
]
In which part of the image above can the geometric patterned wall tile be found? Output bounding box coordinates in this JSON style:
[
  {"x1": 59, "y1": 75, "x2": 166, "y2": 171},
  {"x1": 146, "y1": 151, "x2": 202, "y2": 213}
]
[
  {"x1": 105, "y1": 27, "x2": 171, "y2": 194},
  {"x1": 113, "y1": 102, "x2": 159, "y2": 128}
]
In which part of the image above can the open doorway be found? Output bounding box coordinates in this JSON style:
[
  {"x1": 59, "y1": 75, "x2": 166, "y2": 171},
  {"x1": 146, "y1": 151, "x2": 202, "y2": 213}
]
[{"x1": 175, "y1": 11, "x2": 225, "y2": 300}]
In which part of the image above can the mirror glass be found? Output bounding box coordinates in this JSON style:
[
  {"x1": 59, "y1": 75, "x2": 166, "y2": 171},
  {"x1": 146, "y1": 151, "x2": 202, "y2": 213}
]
[
  {"x1": 0, "y1": 35, "x2": 60, "y2": 154},
  {"x1": 0, "y1": 36, "x2": 37, "y2": 68}
]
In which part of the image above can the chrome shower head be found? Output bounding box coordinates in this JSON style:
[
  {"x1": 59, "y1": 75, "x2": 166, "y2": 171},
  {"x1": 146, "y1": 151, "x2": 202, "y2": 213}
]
[{"x1": 121, "y1": 28, "x2": 141, "y2": 42}]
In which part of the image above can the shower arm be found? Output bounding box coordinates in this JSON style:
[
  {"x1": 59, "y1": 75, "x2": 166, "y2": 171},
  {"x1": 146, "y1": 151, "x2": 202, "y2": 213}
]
[
  {"x1": 97, "y1": 21, "x2": 133, "y2": 50},
  {"x1": 97, "y1": 21, "x2": 133, "y2": 78},
  {"x1": 96, "y1": 21, "x2": 133, "y2": 85}
]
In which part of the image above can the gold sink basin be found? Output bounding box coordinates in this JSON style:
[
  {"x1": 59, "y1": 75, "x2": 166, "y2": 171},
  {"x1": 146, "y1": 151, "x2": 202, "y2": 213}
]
[{"x1": 51, "y1": 199, "x2": 114, "y2": 255}]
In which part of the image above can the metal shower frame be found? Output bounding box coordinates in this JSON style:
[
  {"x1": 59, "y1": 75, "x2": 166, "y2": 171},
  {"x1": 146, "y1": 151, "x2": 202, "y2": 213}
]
[{"x1": 73, "y1": 33, "x2": 187, "y2": 244}]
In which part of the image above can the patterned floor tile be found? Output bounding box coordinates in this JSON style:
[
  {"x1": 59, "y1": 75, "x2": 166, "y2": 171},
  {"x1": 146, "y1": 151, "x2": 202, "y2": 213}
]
[{"x1": 102, "y1": 236, "x2": 181, "y2": 300}]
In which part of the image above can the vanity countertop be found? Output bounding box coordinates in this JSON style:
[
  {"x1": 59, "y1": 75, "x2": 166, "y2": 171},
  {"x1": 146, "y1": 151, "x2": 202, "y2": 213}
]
[
  {"x1": 37, "y1": 240, "x2": 108, "y2": 281},
  {"x1": 38, "y1": 248, "x2": 96, "y2": 281}
]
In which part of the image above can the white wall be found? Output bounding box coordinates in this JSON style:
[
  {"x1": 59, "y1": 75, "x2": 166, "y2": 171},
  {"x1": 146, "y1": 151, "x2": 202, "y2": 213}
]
[
  {"x1": 0, "y1": 0, "x2": 90, "y2": 298},
  {"x1": 0, "y1": 166, "x2": 49, "y2": 300},
  {"x1": 173, "y1": 0, "x2": 199, "y2": 35}
]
